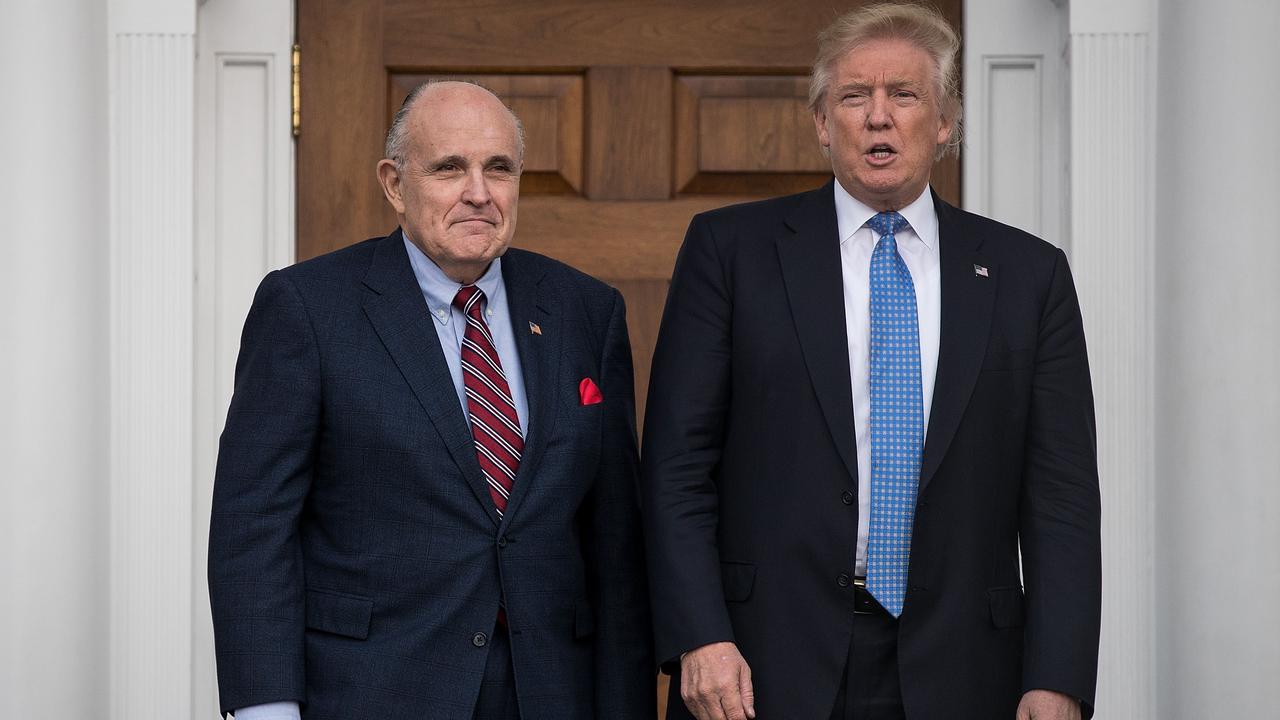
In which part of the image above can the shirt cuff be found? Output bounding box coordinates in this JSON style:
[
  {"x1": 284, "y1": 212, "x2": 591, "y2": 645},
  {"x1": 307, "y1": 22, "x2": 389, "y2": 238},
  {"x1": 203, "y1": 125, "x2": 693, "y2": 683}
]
[{"x1": 231, "y1": 701, "x2": 301, "y2": 720}]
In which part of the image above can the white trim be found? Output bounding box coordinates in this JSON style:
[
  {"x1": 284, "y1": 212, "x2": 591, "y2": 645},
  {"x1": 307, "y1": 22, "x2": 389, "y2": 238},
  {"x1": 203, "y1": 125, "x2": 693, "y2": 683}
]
[
  {"x1": 963, "y1": 0, "x2": 1069, "y2": 250},
  {"x1": 1068, "y1": 25, "x2": 1158, "y2": 720},
  {"x1": 193, "y1": 0, "x2": 296, "y2": 714},
  {"x1": 109, "y1": 30, "x2": 197, "y2": 720},
  {"x1": 981, "y1": 55, "x2": 1044, "y2": 236}
]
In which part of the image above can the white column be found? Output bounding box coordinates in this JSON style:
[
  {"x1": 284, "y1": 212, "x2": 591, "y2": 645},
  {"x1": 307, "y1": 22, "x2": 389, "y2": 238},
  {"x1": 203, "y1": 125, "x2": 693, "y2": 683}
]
[
  {"x1": 1068, "y1": 1, "x2": 1158, "y2": 717},
  {"x1": 0, "y1": 1, "x2": 111, "y2": 716},
  {"x1": 1155, "y1": 2, "x2": 1280, "y2": 718},
  {"x1": 107, "y1": 1, "x2": 196, "y2": 718}
]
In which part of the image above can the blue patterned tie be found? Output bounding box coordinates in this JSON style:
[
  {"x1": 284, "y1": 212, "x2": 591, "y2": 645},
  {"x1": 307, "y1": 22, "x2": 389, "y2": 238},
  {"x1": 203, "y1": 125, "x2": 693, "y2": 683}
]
[{"x1": 866, "y1": 211, "x2": 922, "y2": 618}]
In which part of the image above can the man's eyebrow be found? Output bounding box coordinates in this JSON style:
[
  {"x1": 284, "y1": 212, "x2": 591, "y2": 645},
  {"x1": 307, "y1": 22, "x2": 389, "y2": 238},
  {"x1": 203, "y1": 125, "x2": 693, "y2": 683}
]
[
  {"x1": 834, "y1": 78, "x2": 925, "y2": 92},
  {"x1": 485, "y1": 154, "x2": 518, "y2": 167},
  {"x1": 426, "y1": 154, "x2": 467, "y2": 169}
]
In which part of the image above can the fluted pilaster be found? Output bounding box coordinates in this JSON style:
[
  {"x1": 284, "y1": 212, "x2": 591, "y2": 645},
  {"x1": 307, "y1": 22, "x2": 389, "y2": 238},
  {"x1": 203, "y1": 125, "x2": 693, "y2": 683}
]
[{"x1": 109, "y1": 31, "x2": 195, "y2": 720}]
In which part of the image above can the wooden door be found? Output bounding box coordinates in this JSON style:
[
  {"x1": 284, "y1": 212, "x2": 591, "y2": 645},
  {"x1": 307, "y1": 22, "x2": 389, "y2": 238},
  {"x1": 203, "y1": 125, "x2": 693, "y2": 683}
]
[{"x1": 297, "y1": 1, "x2": 960, "y2": 714}]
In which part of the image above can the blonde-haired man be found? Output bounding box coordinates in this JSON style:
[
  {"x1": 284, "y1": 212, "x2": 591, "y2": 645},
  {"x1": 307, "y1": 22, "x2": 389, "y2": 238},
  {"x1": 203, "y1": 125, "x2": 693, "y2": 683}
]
[{"x1": 643, "y1": 5, "x2": 1100, "y2": 719}]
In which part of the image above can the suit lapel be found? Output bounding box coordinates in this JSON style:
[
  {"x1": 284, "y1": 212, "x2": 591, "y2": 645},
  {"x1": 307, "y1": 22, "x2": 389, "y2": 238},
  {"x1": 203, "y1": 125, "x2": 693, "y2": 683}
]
[
  {"x1": 361, "y1": 231, "x2": 498, "y2": 525},
  {"x1": 920, "y1": 195, "x2": 997, "y2": 494},
  {"x1": 495, "y1": 249, "x2": 559, "y2": 528},
  {"x1": 776, "y1": 182, "x2": 859, "y2": 484}
]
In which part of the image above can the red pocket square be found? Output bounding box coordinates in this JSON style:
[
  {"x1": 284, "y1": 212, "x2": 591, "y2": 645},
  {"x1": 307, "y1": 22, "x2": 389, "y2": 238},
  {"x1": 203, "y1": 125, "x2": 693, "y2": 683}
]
[{"x1": 579, "y1": 378, "x2": 603, "y2": 406}]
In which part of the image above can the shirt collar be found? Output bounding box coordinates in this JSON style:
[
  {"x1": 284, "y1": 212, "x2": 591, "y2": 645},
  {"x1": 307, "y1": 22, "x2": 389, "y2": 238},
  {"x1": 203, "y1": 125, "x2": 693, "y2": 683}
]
[
  {"x1": 402, "y1": 232, "x2": 505, "y2": 326},
  {"x1": 833, "y1": 181, "x2": 938, "y2": 250}
]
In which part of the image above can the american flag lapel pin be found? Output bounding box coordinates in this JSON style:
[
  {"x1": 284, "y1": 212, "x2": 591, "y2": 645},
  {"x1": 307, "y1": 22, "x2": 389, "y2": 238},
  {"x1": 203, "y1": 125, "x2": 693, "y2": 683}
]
[
  {"x1": 529, "y1": 321, "x2": 542, "y2": 336},
  {"x1": 974, "y1": 264, "x2": 989, "y2": 278}
]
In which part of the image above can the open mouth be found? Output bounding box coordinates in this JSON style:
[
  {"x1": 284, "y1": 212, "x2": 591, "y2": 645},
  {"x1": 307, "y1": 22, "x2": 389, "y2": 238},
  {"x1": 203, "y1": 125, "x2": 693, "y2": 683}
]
[{"x1": 866, "y1": 143, "x2": 897, "y2": 160}]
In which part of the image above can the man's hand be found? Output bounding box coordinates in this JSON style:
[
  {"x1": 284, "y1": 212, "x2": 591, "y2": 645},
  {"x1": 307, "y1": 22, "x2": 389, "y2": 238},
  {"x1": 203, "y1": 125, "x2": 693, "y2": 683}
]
[
  {"x1": 1016, "y1": 689, "x2": 1081, "y2": 720},
  {"x1": 679, "y1": 641, "x2": 756, "y2": 720}
]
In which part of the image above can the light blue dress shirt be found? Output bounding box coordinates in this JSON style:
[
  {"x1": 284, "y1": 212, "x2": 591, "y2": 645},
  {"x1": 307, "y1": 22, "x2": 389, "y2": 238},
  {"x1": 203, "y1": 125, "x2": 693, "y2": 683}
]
[
  {"x1": 230, "y1": 239, "x2": 528, "y2": 720},
  {"x1": 402, "y1": 236, "x2": 530, "y2": 433}
]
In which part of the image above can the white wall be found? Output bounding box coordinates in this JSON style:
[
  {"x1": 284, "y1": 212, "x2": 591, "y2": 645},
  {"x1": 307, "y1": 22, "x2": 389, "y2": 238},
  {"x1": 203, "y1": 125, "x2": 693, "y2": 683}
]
[
  {"x1": 1155, "y1": 1, "x2": 1280, "y2": 717},
  {"x1": 0, "y1": 0, "x2": 111, "y2": 716}
]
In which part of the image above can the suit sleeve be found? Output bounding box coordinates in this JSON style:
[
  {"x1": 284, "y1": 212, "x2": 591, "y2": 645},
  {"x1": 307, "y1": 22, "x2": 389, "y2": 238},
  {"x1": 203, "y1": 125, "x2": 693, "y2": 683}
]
[
  {"x1": 208, "y1": 270, "x2": 319, "y2": 714},
  {"x1": 581, "y1": 288, "x2": 657, "y2": 718},
  {"x1": 641, "y1": 214, "x2": 737, "y2": 671},
  {"x1": 1018, "y1": 248, "x2": 1103, "y2": 717}
]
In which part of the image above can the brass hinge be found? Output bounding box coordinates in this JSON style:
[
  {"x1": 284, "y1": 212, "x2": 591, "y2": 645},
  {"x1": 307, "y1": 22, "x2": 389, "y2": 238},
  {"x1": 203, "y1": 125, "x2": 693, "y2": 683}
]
[{"x1": 291, "y1": 44, "x2": 301, "y2": 138}]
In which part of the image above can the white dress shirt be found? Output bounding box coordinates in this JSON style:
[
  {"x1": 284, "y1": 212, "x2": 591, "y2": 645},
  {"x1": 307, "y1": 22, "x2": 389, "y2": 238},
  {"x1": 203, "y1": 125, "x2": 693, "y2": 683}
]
[
  {"x1": 834, "y1": 182, "x2": 941, "y2": 577},
  {"x1": 230, "y1": 240, "x2": 527, "y2": 720}
]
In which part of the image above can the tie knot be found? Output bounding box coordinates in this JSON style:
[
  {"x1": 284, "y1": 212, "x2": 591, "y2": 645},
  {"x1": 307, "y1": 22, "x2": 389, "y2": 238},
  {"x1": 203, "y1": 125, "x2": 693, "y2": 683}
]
[
  {"x1": 452, "y1": 285, "x2": 485, "y2": 314},
  {"x1": 867, "y1": 211, "x2": 908, "y2": 238}
]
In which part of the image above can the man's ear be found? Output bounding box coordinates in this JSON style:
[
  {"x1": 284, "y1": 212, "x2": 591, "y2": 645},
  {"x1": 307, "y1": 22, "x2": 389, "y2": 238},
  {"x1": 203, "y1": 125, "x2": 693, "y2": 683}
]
[
  {"x1": 376, "y1": 159, "x2": 406, "y2": 214},
  {"x1": 935, "y1": 110, "x2": 955, "y2": 148},
  {"x1": 813, "y1": 108, "x2": 831, "y2": 149}
]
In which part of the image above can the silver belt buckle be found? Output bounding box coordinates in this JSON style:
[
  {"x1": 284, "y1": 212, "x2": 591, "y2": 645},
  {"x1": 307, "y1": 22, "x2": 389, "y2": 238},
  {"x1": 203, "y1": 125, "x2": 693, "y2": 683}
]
[{"x1": 852, "y1": 576, "x2": 877, "y2": 615}]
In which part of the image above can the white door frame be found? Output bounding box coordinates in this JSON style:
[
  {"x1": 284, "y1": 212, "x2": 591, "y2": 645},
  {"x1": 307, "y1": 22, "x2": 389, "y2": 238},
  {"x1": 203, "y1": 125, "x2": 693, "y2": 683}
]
[{"x1": 192, "y1": 0, "x2": 297, "y2": 714}]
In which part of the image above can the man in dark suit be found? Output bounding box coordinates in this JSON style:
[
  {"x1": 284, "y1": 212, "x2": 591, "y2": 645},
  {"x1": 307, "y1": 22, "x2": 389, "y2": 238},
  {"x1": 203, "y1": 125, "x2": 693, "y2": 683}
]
[
  {"x1": 208, "y1": 81, "x2": 654, "y2": 720},
  {"x1": 642, "y1": 5, "x2": 1100, "y2": 720}
]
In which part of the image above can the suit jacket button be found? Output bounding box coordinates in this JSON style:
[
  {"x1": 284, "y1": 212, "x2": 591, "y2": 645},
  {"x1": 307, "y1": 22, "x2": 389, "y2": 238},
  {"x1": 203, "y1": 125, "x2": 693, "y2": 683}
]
[
  {"x1": 497, "y1": 536, "x2": 508, "y2": 548},
  {"x1": 837, "y1": 573, "x2": 851, "y2": 588},
  {"x1": 841, "y1": 491, "x2": 854, "y2": 505},
  {"x1": 472, "y1": 632, "x2": 488, "y2": 647}
]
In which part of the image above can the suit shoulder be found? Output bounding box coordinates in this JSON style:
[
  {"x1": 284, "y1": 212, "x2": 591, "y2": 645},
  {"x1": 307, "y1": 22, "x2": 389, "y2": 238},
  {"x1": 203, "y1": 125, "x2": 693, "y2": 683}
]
[
  {"x1": 277, "y1": 235, "x2": 383, "y2": 281},
  {"x1": 257, "y1": 235, "x2": 385, "y2": 316},
  {"x1": 942, "y1": 203, "x2": 1062, "y2": 263},
  {"x1": 503, "y1": 248, "x2": 623, "y2": 346},
  {"x1": 693, "y1": 189, "x2": 813, "y2": 230},
  {"x1": 675, "y1": 187, "x2": 826, "y2": 266},
  {"x1": 947, "y1": 202, "x2": 1054, "y2": 254},
  {"x1": 505, "y1": 248, "x2": 617, "y2": 299}
]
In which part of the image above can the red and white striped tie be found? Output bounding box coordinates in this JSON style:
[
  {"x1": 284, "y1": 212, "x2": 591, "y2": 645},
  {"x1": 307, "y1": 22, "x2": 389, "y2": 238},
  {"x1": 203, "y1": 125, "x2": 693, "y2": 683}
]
[{"x1": 453, "y1": 285, "x2": 523, "y2": 517}]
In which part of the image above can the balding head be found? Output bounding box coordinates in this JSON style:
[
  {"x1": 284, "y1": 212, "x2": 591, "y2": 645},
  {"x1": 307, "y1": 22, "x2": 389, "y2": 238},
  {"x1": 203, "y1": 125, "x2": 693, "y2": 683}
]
[{"x1": 385, "y1": 81, "x2": 525, "y2": 170}]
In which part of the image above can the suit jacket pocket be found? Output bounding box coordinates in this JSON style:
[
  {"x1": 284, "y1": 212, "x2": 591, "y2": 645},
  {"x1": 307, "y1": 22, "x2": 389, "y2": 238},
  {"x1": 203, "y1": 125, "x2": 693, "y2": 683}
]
[
  {"x1": 981, "y1": 348, "x2": 1035, "y2": 372},
  {"x1": 986, "y1": 586, "x2": 1026, "y2": 629},
  {"x1": 720, "y1": 561, "x2": 757, "y2": 603},
  {"x1": 574, "y1": 597, "x2": 595, "y2": 639},
  {"x1": 306, "y1": 588, "x2": 373, "y2": 639}
]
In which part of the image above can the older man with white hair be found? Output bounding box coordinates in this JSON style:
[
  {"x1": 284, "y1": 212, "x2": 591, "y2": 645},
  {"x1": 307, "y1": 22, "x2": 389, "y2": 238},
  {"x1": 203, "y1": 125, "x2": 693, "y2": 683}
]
[{"x1": 209, "y1": 81, "x2": 654, "y2": 720}]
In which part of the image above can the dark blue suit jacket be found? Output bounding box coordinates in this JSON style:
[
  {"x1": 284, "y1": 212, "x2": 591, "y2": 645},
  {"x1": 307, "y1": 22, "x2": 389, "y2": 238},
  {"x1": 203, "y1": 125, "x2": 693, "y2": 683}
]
[
  {"x1": 643, "y1": 183, "x2": 1101, "y2": 719},
  {"x1": 209, "y1": 230, "x2": 654, "y2": 719}
]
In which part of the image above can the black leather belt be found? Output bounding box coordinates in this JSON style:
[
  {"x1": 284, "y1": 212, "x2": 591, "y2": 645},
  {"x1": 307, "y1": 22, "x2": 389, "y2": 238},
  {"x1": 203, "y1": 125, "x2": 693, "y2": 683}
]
[{"x1": 852, "y1": 576, "x2": 884, "y2": 616}]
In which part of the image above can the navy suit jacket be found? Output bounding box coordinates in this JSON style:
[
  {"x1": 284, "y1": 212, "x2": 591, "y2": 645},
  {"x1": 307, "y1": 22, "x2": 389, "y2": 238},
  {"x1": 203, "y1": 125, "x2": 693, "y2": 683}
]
[
  {"x1": 209, "y1": 230, "x2": 654, "y2": 719},
  {"x1": 642, "y1": 183, "x2": 1101, "y2": 719}
]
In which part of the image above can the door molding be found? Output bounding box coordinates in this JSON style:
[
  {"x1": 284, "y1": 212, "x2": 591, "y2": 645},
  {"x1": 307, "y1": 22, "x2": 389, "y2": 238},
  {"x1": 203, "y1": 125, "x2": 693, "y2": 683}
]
[{"x1": 192, "y1": 0, "x2": 297, "y2": 715}]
